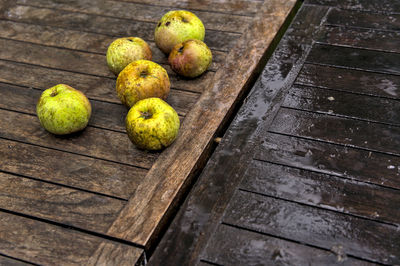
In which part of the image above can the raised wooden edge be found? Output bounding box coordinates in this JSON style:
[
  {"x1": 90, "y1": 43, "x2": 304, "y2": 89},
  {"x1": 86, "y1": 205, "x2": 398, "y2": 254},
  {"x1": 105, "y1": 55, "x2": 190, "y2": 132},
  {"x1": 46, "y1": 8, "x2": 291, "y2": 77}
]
[{"x1": 87, "y1": 0, "x2": 299, "y2": 263}]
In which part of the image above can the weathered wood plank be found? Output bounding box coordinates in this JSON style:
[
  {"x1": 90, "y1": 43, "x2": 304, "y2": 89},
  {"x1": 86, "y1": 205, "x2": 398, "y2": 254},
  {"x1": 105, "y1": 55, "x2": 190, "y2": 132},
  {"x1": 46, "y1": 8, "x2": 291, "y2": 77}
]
[
  {"x1": 0, "y1": 171, "x2": 124, "y2": 233},
  {"x1": 0, "y1": 211, "x2": 142, "y2": 265},
  {"x1": 307, "y1": 44, "x2": 400, "y2": 75},
  {"x1": 305, "y1": 0, "x2": 400, "y2": 13},
  {"x1": 0, "y1": 255, "x2": 32, "y2": 266},
  {"x1": 223, "y1": 190, "x2": 400, "y2": 264},
  {"x1": 240, "y1": 160, "x2": 400, "y2": 225},
  {"x1": 0, "y1": 109, "x2": 157, "y2": 169},
  {"x1": 0, "y1": 138, "x2": 146, "y2": 199},
  {"x1": 326, "y1": 8, "x2": 400, "y2": 31},
  {"x1": 15, "y1": 0, "x2": 253, "y2": 34},
  {"x1": 295, "y1": 64, "x2": 400, "y2": 100},
  {"x1": 270, "y1": 107, "x2": 400, "y2": 155},
  {"x1": 283, "y1": 85, "x2": 400, "y2": 125},
  {"x1": 87, "y1": 242, "x2": 144, "y2": 266},
  {"x1": 255, "y1": 133, "x2": 400, "y2": 190},
  {"x1": 0, "y1": 5, "x2": 240, "y2": 52},
  {"x1": 94, "y1": 0, "x2": 299, "y2": 249},
  {"x1": 202, "y1": 224, "x2": 373, "y2": 266},
  {"x1": 317, "y1": 25, "x2": 400, "y2": 53}
]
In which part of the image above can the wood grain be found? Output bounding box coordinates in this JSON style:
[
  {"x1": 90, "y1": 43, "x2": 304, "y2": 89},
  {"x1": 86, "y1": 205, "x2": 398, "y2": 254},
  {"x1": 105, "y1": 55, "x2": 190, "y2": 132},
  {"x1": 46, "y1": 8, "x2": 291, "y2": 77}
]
[
  {"x1": 305, "y1": 0, "x2": 400, "y2": 13},
  {"x1": 0, "y1": 255, "x2": 32, "y2": 266}
]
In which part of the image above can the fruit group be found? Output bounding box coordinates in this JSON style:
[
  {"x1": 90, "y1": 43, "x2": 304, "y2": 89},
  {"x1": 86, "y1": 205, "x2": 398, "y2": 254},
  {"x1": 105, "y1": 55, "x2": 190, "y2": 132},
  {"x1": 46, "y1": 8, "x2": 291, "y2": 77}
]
[
  {"x1": 116, "y1": 60, "x2": 170, "y2": 108},
  {"x1": 155, "y1": 10, "x2": 205, "y2": 54},
  {"x1": 169, "y1": 39, "x2": 212, "y2": 78},
  {"x1": 126, "y1": 98, "x2": 180, "y2": 150},
  {"x1": 36, "y1": 84, "x2": 92, "y2": 135},
  {"x1": 106, "y1": 37, "x2": 152, "y2": 75}
]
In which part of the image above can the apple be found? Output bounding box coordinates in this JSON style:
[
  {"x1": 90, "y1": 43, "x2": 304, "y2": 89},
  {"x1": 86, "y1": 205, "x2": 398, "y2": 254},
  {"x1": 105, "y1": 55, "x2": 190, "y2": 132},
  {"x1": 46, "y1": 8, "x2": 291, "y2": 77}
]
[
  {"x1": 106, "y1": 37, "x2": 152, "y2": 75},
  {"x1": 36, "y1": 84, "x2": 92, "y2": 135},
  {"x1": 125, "y1": 98, "x2": 180, "y2": 150},
  {"x1": 116, "y1": 60, "x2": 170, "y2": 108},
  {"x1": 155, "y1": 10, "x2": 205, "y2": 54},
  {"x1": 169, "y1": 39, "x2": 212, "y2": 78}
]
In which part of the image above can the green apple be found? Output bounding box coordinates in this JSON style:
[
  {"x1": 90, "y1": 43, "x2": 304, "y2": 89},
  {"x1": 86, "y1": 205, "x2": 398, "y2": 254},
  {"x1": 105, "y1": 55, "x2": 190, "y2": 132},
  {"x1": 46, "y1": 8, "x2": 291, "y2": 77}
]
[
  {"x1": 36, "y1": 84, "x2": 92, "y2": 135},
  {"x1": 106, "y1": 37, "x2": 152, "y2": 75},
  {"x1": 116, "y1": 60, "x2": 170, "y2": 108},
  {"x1": 169, "y1": 39, "x2": 212, "y2": 78},
  {"x1": 155, "y1": 10, "x2": 205, "y2": 54},
  {"x1": 126, "y1": 98, "x2": 180, "y2": 150}
]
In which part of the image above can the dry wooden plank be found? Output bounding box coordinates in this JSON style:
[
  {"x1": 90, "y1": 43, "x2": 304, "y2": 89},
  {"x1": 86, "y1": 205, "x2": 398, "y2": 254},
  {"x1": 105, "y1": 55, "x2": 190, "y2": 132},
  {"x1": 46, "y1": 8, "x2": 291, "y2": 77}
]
[
  {"x1": 0, "y1": 171, "x2": 124, "y2": 233},
  {"x1": 15, "y1": 0, "x2": 253, "y2": 33},
  {"x1": 326, "y1": 8, "x2": 400, "y2": 31},
  {"x1": 0, "y1": 5, "x2": 240, "y2": 52},
  {"x1": 283, "y1": 85, "x2": 400, "y2": 125},
  {"x1": 0, "y1": 255, "x2": 32, "y2": 266},
  {"x1": 240, "y1": 160, "x2": 400, "y2": 225},
  {"x1": 0, "y1": 59, "x2": 212, "y2": 97},
  {"x1": 305, "y1": 0, "x2": 400, "y2": 13},
  {"x1": 0, "y1": 138, "x2": 146, "y2": 199},
  {"x1": 202, "y1": 224, "x2": 373, "y2": 265},
  {"x1": 255, "y1": 133, "x2": 400, "y2": 190},
  {"x1": 295, "y1": 64, "x2": 400, "y2": 100},
  {"x1": 91, "y1": 0, "x2": 298, "y2": 250},
  {"x1": 223, "y1": 190, "x2": 400, "y2": 264},
  {"x1": 0, "y1": 109, "x2": 157, "y2": 169},
  {"x1": 269, "y1": 107, "x2": 400, "y2": 155},
  {"x1": 0, "y1": 20, "x2": 226, "y2": 70},
  {"x1": 317, "y1": 25, "x2": 400, "y2": 53},
  {"x1": 0, "y1": 211, "x2": 142, "y2": 265},
  {"x1": 306, "y1": 44, "x2": 400, "y2": 75},
  {"x1": 87, "y1": 242, "x2": 144, "y2": 266}
]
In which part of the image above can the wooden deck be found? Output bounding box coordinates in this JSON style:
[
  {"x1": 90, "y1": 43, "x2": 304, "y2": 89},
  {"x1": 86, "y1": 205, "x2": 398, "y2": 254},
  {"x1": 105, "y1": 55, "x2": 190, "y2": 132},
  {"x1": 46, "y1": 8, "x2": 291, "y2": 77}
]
[
  {"x1": 150, "y1": 1, "x2": 400, "y2": 265},
  {"x1": 0, "y1": 0, "x2": 299, "y2": 264}
]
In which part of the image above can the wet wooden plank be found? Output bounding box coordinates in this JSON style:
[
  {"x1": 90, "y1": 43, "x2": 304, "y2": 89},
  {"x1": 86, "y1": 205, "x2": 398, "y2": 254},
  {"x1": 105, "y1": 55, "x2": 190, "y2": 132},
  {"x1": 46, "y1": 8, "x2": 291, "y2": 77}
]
[
  {"x1": 317, "y1": 25, "x2": 400, "y2": 53},
  {"x1": 240, "y1": 160, "x2": 400, "y2": 225},
  {"x1": 283, "y1": 85, "x2": 400, "y2": 125},
  {"x1": 0, "y1": 256, "x2": 31, "y2": 266},
  {"x1": 0, "y1": 109, "x2": 157, "y2": 169},
  {"x1": 202, "y1": 224, "x2": 373, "y2": 265},
  {"x1": 255, "y1": 133, "x2": 400, "y2": 190},
  {"x1": 15, "y1": 0, "x2": 253, "y2": 33},
  {"x1": 269, "y1": 108, "x2": 400, "y2": 155},
  {"x1": 307, "y1": 44, "x2": 400, "y2": 75},
  {"x1": 326, "y1": 9, "x2": 400, "y2": 31},
  {"x1": 0, "y1": 5, "x2": 240, "y2": 52},
  {"x1": 223, "y1": 190, "x2": 400, "y2": 265},
  {"x1": 0, "y1": 138, "x2": 145, "y2": 199},
  {"x1": 0, "y1": 171, "x2": 124, "y2": 233},
  {"x1": 295, "y1": 64, "x2": 400, "y2": 100},
  {"x1": 0, "y1": 211, "x2": 142, "y2": 265},
  {"x1": 305, "y1": 0, "x2": 400, "y2": 13}
]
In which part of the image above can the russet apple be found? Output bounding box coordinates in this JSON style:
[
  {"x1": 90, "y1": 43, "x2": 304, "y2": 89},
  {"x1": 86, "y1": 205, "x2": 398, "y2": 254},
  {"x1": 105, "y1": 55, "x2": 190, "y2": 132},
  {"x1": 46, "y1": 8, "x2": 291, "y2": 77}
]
[
  {"x1": 36, "y1": 84, "x2": 91, "y2": 135},
  {"x1": 169, "y1": 39, "x2": 212, "y2": 78},
  {"x1": 106, "y1": 37, "x2": 152, "y2": 75},
  {"x1": 116, "y1": 60, "x2": 170, "y2": 108},
  {"x1": 155, "y1": 10, "x2": 205, "y2": 54},
  {"x1": 125, "y1": 98, "x2": 180, "y2": 150}
]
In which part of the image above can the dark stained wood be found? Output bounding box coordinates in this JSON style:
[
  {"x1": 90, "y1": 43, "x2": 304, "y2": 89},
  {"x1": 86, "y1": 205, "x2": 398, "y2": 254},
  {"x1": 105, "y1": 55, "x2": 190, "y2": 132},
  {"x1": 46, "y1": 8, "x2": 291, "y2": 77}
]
[
  {"x1": 306, "y1": 44, "x2": 400, "y2": 75},
  {"x1": 0, "y1": 138, "x2": 146, "y2": 199},
  {"x1": 94, "y1": 0, "x2": 299, "y2": 250},
  {"x1": 317, "y1": 25, "x2": 400, "y2": 53},
  {"x1": 0, "y1": 5, "x2": 240, "y2": 52},
  {"x1": 295, "y1": 64, "x2": 400, "y2": 100},
  {"x1": 240, "y1": 160, "x2": 400, "y2": 225},
  {"x1": 326, "y1": 8, "x2": 400, "y2": 31},
  {"x1": 223, "y1": 190, "x2": 400, "y2": 264},
  {"x1": 269, "y1": 107, "x2": 400, "y2": 155},
  {"x1": 305, "y1": 0, "x2": 400, "y2": 13},
  {"x1": 0, "y1": 109, "x2": 157, "y2": 168},
  {"x1": 0, "y1": 171, "x2": 124, "y2": 233},
  {"x1": 283, "y1": 85, "x2": 400, "y2": 125},
  {"x1": 202, "y1": 224, "x2": 373, "y2": 265},
  {"x1": 0, "y1": 211, "x2": 142, "y2": 265},
  {"x1": 15, "y1": 0, "x2": 253, "y2": 33},
  {"x1": 255, "y1": 133, "x2": 400, "y2": 190}
]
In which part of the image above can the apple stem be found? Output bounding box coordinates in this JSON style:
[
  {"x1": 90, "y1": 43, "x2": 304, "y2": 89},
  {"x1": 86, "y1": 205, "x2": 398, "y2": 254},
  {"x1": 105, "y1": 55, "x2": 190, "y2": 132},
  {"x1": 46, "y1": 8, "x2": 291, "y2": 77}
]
[{"x1": 140, "y1": 111, "x2": 152, "y2": 119}]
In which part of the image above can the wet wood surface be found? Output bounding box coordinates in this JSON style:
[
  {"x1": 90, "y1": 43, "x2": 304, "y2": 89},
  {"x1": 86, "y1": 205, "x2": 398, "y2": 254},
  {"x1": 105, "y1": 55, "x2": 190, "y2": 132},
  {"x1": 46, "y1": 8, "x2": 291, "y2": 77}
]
[
  {"x1": 150, "y1": 1, "x2": 400, "y2": 265},
  {"x1": 0, "y1": 0, "x2": 295, "y2": 264}
]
